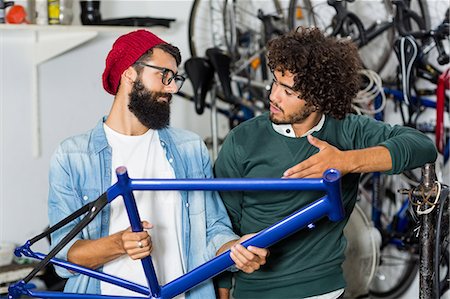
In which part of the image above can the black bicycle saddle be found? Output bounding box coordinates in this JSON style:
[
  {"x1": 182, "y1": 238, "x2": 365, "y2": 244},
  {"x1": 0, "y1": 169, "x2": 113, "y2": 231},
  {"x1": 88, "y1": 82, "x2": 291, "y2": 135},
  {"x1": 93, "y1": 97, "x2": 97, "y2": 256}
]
[{"x1": 184, "y1": 57, "x2": 215, "y2": 115}]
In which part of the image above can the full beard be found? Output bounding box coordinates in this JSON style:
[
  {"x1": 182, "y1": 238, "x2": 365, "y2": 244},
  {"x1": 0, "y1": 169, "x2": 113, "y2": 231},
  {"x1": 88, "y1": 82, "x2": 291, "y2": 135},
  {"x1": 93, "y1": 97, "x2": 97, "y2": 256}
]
[{"x1": 128, "y1": 80, "x2": 172, "y2": 130}]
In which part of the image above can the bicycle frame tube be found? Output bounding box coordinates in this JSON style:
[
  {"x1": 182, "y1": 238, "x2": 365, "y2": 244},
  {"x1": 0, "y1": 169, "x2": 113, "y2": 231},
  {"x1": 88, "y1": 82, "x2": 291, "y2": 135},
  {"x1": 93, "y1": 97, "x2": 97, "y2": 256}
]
[{"x1": 10, "y1": 168, "x2": 344, "y2": 299}]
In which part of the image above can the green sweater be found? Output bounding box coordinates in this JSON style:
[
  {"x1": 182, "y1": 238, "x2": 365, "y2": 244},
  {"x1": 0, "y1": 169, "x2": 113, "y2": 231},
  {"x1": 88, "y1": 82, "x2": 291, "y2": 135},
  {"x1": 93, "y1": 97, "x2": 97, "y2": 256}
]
[{"x1": 214, "y1": 113, "x2": 437, "y2": 299}]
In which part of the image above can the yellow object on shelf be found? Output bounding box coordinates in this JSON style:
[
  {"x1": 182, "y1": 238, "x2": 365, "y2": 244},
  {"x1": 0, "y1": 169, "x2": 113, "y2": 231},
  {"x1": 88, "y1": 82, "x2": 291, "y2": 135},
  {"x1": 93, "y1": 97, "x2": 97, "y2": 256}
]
[{"x1": 48, "y1": 0, "x2": 60, "y2": 24}]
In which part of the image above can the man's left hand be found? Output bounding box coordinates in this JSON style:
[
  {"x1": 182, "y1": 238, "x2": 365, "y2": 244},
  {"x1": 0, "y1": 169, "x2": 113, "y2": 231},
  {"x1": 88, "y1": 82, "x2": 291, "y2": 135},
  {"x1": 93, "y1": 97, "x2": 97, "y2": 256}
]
[
  {"x1": 283, "y1": 135, "x2": 349, "y2": 178},
  {"x1": 227, "y1": 234, "x2": 268, "y2": 273}
]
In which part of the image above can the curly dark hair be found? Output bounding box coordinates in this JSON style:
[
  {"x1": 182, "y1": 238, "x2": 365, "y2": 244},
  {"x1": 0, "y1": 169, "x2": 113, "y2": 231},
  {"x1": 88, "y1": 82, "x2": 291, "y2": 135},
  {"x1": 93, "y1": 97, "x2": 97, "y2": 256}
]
[{"x1": 267, "y1": 27, "x2": 362, "y2": 119}]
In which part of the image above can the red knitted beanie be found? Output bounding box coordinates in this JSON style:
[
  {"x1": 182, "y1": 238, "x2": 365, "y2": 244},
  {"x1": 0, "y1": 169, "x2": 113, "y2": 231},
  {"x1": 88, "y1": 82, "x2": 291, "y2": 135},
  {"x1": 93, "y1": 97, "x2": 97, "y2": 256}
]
[{"x1": 102, "y1": 30, "x2": 166, "y2": 95}]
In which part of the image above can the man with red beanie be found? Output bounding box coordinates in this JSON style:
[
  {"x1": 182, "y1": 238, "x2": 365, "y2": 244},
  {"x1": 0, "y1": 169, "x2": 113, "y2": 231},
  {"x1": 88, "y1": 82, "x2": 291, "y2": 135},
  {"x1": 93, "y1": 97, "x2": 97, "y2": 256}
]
[{"x1": 48, "y1": 29, "x2": 268, "y2": 298}]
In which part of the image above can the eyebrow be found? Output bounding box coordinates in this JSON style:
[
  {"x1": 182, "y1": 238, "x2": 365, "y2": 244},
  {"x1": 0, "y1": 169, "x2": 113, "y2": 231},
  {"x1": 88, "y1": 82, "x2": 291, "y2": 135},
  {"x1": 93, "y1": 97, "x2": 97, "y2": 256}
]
[
  {"x1": 274, "y1": 77, "x2": 296, "y2": 92},
  {"x1": 279, "y1": 81, "x2": 295, "y2": 91}
]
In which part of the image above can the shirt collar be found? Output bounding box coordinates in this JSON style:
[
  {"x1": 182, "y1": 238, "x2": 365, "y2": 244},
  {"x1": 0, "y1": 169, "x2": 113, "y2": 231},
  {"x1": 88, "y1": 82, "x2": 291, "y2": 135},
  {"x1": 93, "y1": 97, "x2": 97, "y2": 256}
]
[{"x1": 271, "y1": 114, "x2": 326, "y2": 138}]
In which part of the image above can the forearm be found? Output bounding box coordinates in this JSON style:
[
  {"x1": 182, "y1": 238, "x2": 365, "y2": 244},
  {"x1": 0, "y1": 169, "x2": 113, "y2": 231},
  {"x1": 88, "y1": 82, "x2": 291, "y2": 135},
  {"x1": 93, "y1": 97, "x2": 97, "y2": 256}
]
[
  {"x1": 67, "y1": 231, "x2": 125, "y2": 269},
  {"x1": 344, "y1": 146, "x2": 392, "y2": 174},
  {"x1": 217, "y1": 287, "x2": 230, "y2": 299}
]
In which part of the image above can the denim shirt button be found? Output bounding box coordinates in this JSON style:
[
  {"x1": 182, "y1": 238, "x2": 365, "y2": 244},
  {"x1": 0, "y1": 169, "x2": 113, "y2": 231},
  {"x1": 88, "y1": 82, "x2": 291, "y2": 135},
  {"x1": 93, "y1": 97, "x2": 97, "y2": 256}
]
[
  {"x1": 185, "y1": 203, "x2": 189, "y2": 208},
  {"x1": 169, "y1": 158, "x2": 174, "y2": 163},
  {"x1": 83, "y1": 195, "x2": 88, "y2": 201},
  {"x1": 161, "y1": 141, "x2": 165, "y2": 147}
]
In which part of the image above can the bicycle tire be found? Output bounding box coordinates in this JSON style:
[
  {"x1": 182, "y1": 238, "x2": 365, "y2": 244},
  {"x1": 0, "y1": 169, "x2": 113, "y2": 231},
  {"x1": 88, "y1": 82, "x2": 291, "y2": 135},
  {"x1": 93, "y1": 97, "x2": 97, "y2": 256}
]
[
  {"x1": 406, "y1": 0, "x2": 430, "y2": 31},
  {"x1": 369, "y1": 245, "x2": 419, "y2": 298},
  {"x1": 288, "y1": 0, "x2": 395, "y2": 74},
  {"x1": 359, "y1": 173, "x2": 421, "y2": 298},
  {"x1": 189, "y1": 0, "x2": 228, "y2": 57},
  {"x1": 221, "y1": 0, "x2": 285, "y2": 84},
  {"x1": 287, "y1": 0, "x2": 315, "y2": 30}
]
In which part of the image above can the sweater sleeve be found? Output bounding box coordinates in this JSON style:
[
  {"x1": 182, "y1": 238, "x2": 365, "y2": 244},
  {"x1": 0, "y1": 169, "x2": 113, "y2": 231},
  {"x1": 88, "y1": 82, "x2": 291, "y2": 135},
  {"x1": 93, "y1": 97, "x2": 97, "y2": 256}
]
[
  {"x1": 214, "y1": 132, "x2": 244, "y2": 235},
  {"x1": 379, "y1": 126, "x2": 437, "y2": 174},
  {"x1": 342, "y1": 115, "x2": 437, "y2": 174},
  {"x1": 213, "y1": 132, "x2": 243, "y2": 290}
]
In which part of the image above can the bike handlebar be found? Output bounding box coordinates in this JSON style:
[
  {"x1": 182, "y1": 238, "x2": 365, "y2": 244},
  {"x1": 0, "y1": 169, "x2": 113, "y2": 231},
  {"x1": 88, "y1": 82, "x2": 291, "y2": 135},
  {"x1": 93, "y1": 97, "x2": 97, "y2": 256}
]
[{"x1": 395, "y1": 3, "x2": 449, "y2": 66}]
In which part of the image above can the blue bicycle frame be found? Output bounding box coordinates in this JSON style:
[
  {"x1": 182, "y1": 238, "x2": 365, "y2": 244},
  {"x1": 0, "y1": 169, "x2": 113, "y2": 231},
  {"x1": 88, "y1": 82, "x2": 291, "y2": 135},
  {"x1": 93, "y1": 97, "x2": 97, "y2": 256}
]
[{"x1": 9, "y1": 167, "x2": 344, "y2": 299}]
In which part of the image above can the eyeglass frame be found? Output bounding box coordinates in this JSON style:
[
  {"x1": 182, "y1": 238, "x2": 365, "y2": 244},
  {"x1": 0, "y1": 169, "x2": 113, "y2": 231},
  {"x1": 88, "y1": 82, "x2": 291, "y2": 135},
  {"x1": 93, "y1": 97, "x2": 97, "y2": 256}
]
[{"x1": 135, "y1": 62, "x2": 186, "y2": 90}]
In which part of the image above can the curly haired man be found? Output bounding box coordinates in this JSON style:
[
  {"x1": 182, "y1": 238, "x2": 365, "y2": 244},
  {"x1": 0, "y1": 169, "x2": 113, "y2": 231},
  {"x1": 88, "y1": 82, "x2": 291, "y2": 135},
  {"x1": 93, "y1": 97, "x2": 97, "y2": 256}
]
[{"x1": 214, "y1": 27, "x2": 437, "y2": 299}]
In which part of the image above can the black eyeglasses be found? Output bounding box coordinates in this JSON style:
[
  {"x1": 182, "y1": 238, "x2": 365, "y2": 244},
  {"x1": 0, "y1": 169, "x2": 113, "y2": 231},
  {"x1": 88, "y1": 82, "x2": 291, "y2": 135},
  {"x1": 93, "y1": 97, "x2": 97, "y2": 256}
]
[{"x1": 135, "y1": 62, "x2": 186, "y2": 91}]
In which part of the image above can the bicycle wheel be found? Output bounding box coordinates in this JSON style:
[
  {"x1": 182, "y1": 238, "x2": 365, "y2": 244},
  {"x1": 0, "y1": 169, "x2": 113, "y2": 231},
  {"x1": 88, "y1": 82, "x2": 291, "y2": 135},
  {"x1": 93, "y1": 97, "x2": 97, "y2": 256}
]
[
  {"x1": 189, "y1": 0, "x2": 228, "y2": 58},
  {"x1": 189, "y1": 0, "x2": 289, "y2": 58},
  {"x1": 288, "y1": 0, "x2": 395, "y2": 73},
  {"x1": 365, "y1": 174, "x2": 420, "y2": 298},
  {"x1": 405, "y1": 0, "x2": 430, "y2": 31},
  {"x1": 369, "y1": 244, "x2": 419, "y2": 298},
  {"x1": 221, "y1": 0, "x2": 288, "y2": 100}
]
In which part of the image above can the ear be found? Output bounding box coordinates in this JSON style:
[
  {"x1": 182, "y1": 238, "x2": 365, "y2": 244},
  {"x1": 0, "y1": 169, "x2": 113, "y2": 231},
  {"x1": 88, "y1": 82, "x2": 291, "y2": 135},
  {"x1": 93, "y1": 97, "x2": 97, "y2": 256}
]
[{"x1": 122, "y1": 65, "x2": 138, "y2": 85}]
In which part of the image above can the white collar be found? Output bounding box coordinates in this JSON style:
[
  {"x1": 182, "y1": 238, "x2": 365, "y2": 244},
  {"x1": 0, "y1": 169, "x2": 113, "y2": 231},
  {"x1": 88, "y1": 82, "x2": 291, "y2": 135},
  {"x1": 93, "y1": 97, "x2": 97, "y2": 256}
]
[{"x1": 271, "y1": 114, "x2": 326, "y2": 138}]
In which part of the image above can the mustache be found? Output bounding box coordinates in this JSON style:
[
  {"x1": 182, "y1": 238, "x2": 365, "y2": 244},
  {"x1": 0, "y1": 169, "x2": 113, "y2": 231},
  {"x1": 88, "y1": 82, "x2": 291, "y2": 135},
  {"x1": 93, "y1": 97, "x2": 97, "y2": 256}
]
[
  {"x1": 132, "y1": 80, "x2": 172, "y2": 103},
  {"x1": 151, "y1": 91, "x2": 172, "y2": 103},
  {"x1": 270, "y1": 101, "x2": 284, "y2": 113}
]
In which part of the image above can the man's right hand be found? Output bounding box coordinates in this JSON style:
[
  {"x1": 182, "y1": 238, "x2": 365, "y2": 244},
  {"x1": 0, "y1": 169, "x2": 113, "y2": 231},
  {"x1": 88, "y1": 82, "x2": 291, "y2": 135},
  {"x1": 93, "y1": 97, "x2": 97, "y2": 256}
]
[
  {"x1": 121, "y1": 221, "x2": 153, "y2": 260},
  {"x1": 68, "y1": 220, "x2": 153, "y2": 269}
]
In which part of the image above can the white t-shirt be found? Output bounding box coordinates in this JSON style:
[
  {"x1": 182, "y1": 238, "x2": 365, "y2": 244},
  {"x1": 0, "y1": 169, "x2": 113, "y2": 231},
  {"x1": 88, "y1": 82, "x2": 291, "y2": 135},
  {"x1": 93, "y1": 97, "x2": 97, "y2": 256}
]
[{"x1": 101, "y1": 124, "x2": 185, "y2": 298}]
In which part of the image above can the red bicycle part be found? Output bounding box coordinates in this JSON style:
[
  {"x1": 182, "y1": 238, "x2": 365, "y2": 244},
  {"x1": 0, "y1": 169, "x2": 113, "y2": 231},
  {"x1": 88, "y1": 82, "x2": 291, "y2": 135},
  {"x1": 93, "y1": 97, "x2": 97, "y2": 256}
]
[{"x1": 436, "y1": 68, "x2": 450, "y2": 154}]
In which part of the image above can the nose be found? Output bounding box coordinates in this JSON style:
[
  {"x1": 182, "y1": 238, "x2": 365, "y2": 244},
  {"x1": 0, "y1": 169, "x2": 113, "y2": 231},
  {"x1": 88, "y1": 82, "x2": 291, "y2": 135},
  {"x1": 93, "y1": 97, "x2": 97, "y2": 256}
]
[{"x1": 269, "y1": 83, "x2": 281, "y2": 104}]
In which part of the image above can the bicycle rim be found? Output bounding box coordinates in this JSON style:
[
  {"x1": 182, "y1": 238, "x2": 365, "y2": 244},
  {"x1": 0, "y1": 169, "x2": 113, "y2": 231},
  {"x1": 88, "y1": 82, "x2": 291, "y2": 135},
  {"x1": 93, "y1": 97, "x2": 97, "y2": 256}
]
[{"x1": 288, "y1": 0, "x2": 395, "y2": 73}]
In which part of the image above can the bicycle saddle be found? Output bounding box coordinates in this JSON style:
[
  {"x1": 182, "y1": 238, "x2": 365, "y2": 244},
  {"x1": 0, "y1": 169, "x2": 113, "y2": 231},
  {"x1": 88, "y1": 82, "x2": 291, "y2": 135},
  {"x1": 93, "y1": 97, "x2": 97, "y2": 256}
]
[
  {"x1": 206, "y1": 48, "x2": 238, "y2": 105},
  {"x1": 184, "y1": 57, "x2": 214, "y2": 115}
]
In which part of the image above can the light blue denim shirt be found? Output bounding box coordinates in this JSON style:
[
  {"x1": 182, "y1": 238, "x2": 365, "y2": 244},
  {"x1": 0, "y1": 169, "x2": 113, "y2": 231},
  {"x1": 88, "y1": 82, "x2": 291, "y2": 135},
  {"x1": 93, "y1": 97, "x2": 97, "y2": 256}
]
[{"x1": 48, "y1": 118, "x2": 239, "y2": 298}]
